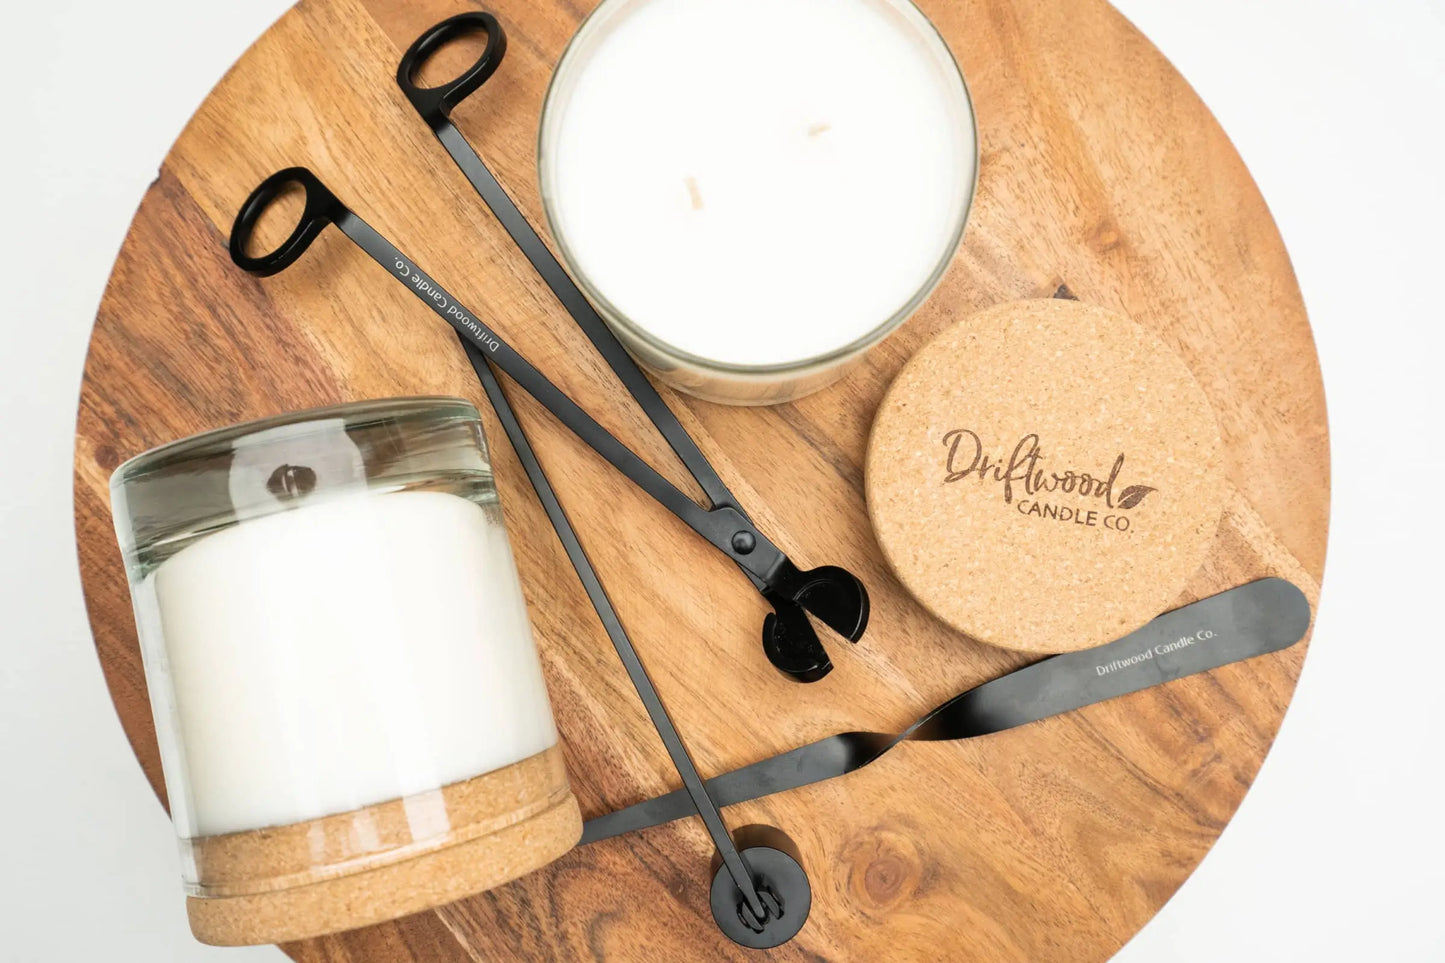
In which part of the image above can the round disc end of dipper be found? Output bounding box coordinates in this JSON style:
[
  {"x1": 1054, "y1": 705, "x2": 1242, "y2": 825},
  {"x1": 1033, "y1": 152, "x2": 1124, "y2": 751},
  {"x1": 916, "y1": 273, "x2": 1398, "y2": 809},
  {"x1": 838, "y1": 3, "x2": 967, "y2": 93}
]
[{"x1": 709, "y1": 827, "x2": 812, "y2": 949}]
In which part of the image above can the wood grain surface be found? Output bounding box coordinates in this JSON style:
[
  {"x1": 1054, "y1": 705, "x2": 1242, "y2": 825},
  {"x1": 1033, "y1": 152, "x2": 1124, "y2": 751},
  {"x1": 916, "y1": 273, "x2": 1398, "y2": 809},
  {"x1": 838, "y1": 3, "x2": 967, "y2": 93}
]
[{"x1": 72, "y1": 0, "x2": 1330, "y2": 960}]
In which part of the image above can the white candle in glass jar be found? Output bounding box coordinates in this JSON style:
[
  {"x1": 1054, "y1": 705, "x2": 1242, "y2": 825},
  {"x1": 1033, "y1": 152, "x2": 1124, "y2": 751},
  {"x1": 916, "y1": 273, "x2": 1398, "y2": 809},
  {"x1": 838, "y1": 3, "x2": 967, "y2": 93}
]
[
  {"x1": 139, "y1": 490, "x2": 556, "y2": 839},
  {"x1": 111, "y1": 400, "x2": 584, "y2": 944},
  {"x1": 539, "y1": 0, "x2": 977, "y2": 403}
]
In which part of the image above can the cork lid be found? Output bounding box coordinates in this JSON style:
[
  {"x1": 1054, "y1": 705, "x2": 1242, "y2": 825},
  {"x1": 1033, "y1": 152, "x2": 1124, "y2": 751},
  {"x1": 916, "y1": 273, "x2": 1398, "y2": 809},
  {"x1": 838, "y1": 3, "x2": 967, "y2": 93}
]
[{"x1": 865, "y1": 299, "x2": 1225, "y2": 654}]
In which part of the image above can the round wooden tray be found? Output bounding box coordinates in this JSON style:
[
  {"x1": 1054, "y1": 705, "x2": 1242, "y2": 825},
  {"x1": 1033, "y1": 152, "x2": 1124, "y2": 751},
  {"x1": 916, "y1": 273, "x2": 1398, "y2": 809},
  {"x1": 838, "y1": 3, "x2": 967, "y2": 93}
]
[{"x1": 73, "y1": 0, "x2": 1330, "y2": 960}]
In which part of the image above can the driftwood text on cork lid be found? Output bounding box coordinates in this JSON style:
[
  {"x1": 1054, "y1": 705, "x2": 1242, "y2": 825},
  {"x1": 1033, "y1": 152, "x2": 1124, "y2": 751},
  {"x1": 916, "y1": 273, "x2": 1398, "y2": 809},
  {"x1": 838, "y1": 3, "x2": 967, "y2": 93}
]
[{"x1": 865, "y1": 299, "x2": 1227, "y2": 654}]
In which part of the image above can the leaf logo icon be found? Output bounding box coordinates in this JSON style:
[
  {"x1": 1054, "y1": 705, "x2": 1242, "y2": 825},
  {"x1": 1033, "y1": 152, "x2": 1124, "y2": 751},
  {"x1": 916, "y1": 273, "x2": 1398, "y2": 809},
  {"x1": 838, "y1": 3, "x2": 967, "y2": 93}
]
[{"x1": 1116, "y1": 485, "x2": 1156, "y2": 510}]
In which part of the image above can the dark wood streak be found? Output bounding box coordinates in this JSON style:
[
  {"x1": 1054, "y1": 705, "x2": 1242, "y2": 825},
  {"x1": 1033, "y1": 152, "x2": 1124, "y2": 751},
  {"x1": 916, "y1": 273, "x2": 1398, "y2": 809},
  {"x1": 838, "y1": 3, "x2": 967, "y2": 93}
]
[{"x1": 771, "y1": 403, "x2": 868, "y2": 496}]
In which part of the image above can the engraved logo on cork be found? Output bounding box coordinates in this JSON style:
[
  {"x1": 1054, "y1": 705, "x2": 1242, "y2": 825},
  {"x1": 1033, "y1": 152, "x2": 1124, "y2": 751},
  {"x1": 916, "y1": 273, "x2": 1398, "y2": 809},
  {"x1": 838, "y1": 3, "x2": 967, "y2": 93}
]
[{"x1": 941, "y1": 429, "x2": 1156, "y2": 533}]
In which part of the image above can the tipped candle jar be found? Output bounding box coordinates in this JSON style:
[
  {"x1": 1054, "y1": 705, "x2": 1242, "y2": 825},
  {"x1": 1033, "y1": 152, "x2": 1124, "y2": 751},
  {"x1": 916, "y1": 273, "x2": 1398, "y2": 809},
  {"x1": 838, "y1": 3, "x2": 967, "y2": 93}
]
[
  {"x1": 109, "y1": 398, "x2": 581, "y2": 946},
  {"x1": 538, "y1": 0, "x2": 979, "y2": 405}
]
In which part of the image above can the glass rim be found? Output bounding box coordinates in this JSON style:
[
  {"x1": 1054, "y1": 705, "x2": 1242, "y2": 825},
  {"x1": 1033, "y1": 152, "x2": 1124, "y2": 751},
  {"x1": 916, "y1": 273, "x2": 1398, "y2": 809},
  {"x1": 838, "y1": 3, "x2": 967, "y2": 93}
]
[
  {"x1": 535, "y1": 0, "x2": 981, "y2": 378},
  {"x1": 110, "y1": 396, "x2": 482, "y2": 491}
]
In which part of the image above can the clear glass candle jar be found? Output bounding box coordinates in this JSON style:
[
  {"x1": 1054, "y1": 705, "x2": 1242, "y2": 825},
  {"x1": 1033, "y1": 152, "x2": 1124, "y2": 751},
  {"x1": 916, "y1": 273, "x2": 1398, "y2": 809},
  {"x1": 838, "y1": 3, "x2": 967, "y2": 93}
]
[
  {"x1": 109, "y1": 398, "x2": 581, "y2": 946},
  {"x1": 538, "y1": 0, "x2": 978, "y2": 405}
]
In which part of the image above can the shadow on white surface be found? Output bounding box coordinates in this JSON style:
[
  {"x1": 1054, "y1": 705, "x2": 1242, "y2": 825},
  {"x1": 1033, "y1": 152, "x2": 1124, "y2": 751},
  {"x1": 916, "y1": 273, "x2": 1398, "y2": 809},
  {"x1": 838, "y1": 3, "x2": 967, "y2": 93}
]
[{"x1": 0, "y1": 2, "x2": 291, "y2": 961}]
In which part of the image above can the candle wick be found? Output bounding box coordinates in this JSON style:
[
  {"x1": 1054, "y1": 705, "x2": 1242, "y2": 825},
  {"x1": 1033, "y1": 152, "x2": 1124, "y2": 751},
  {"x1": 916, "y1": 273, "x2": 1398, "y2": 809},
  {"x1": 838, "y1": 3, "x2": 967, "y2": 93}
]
[
  {"x1": 684, "y1": 177, "x2": 704, "y2": 211},
  {"x1": 266, "y1": 463, "x2": 317, "y2": 501},
  {"x1": 807, "y1": 122, "x2": 832, "y2": 137}
]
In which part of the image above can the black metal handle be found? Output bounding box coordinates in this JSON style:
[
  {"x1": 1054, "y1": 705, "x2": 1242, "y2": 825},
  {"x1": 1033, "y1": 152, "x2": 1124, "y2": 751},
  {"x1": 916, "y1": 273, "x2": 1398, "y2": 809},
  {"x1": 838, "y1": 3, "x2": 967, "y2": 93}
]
[
  {"x1": 229, "y1": 167, "x2": 345, "y2": 277},
  {"x1": 396, "y1": 11, "x2": 507, "y2": 125}
]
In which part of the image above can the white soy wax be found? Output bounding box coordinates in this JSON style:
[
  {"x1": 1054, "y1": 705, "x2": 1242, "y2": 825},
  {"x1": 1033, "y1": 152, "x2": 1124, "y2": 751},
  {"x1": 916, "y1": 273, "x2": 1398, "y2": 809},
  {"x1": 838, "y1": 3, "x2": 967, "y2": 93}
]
[
  {"x1": 540, "y1": 0, "x2": 977, "y2": 400},
  {"x1": 139, "y1": 490, "x2": 557, "y2": 839}
]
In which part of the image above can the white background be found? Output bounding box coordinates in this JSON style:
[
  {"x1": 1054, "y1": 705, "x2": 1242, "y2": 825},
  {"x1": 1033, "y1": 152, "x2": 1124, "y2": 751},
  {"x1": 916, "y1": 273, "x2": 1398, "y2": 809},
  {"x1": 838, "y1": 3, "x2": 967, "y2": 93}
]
[{"x1": 2, "y1": 0, "x2": 1442, "y2": 960}]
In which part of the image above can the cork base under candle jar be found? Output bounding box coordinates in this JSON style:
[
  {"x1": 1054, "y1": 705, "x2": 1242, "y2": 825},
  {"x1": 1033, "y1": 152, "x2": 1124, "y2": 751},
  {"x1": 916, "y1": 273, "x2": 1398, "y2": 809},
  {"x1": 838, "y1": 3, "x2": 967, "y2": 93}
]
[
  {"x1": 866, "y1": 299, "x2": 1227, "y2": 654},
  {"x1": 185, "y1": 746, "x2": 581, "y2": 946}
]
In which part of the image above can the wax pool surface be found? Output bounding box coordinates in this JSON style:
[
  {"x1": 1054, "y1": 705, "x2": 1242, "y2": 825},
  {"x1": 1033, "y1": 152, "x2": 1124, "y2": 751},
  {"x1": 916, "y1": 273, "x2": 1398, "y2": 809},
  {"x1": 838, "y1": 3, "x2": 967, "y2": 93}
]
[
  {"x1": 140, "y1": 490, "x2": 557, "y2": 839},
  {"x1": 546, "y1": 0, "x2": 976, "y2": 367}
]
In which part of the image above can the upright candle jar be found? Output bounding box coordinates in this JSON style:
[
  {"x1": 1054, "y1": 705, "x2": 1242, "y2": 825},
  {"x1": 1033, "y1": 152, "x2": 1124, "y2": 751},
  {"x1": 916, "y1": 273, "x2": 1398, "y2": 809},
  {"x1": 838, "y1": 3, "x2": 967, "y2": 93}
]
[
  {"x1": 539, "y1": 0, "x2": 978, "y2": 405},
  {"x1": 109, "y1": 398, "x2": 581, "y2": 946}
]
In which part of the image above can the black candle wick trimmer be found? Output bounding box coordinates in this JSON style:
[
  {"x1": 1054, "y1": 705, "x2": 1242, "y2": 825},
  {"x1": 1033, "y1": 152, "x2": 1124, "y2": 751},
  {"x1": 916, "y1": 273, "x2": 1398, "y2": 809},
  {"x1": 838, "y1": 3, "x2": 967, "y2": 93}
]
[
  {"x1": 230, "y1": 170, "x2": 813, "y2": 947},
  {"x1": 230, "y1": 166, "x2": 864, "y2": 684},
  {"x1": 385, "y1": 12, "x2": 867, "y2": 685}
]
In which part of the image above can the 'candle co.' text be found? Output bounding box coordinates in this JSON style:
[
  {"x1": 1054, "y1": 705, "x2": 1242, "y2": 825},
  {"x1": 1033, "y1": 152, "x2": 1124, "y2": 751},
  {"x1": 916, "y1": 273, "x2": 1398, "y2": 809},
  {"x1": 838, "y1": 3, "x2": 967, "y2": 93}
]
[{"x1": 940, "y1": 429, "x2": 1158, "y2": 532}]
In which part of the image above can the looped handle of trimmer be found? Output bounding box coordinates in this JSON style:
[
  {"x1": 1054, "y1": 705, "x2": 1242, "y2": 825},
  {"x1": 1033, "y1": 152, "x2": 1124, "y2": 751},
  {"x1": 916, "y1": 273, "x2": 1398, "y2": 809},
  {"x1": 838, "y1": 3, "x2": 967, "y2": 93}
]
[
  {"x1": 396, "y1": 11, "x2": 508, "y2": 127},
  {"x1": 229, "y1": 167, "x2": 349, "y2": 277}
]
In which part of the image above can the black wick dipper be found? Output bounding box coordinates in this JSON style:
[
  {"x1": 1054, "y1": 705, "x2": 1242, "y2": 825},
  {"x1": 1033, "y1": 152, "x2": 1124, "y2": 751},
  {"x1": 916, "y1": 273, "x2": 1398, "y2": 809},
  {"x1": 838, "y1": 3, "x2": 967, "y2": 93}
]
[
  {"x1": 466, "y1": 339, "x2": 811, "y2": 949},
  {"x1": 393, "y1": 12, "x2": 868, "y2": 683},
  {"x1": 229, "y1": 171, "x2": 812, "y2": 947},
  {"x1": 582, "y1": 577, "x2": 1313, "y2": 841}
]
